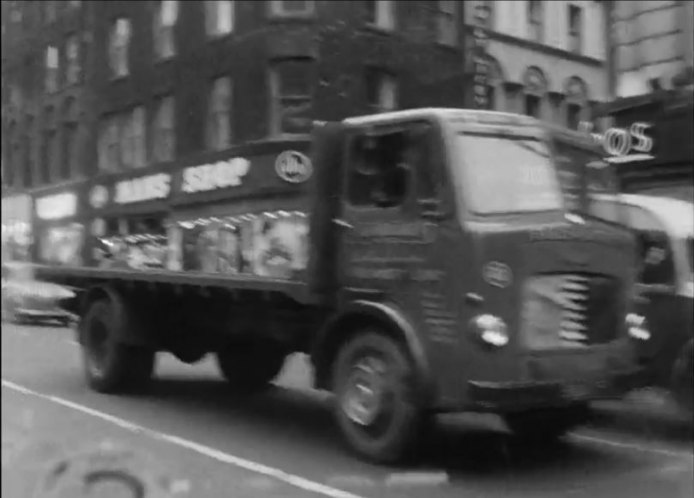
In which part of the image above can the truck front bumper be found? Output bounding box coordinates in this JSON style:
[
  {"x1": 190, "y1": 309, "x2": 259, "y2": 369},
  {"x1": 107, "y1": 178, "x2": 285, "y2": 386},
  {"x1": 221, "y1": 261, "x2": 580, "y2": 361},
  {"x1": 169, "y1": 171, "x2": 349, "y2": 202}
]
[{"x1": 467, "y1": 368, "x2": 642, "y2": 413}]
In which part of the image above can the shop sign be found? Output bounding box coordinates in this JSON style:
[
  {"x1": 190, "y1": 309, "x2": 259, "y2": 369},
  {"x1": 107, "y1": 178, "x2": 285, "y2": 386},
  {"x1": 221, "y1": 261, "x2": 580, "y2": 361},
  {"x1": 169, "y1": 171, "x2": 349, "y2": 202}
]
[
  {"x1": 181, "y1": 157, "x2": 250, "y2": 194},
  {"x1": 115, "y1": 173, "x2": 171, "y2": 204},
  {"x1": 580, "y1": 121, "x2": 653, "y2": 159},
  {"x1": 275, "y1": 151, "x2": 313, "y2": 184},
  {"x1": 472, "y1": 4, "x2": 491, "y2": 110},
  {"x1": 36, "y1": 192, "x2": 77, "y2": 221}
]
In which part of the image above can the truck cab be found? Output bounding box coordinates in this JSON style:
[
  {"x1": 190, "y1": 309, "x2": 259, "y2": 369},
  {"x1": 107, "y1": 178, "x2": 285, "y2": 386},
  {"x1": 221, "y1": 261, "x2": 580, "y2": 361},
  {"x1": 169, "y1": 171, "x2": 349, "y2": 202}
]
[{"x1": 308, "y1": 109, "x2": 644, "y2": 459}]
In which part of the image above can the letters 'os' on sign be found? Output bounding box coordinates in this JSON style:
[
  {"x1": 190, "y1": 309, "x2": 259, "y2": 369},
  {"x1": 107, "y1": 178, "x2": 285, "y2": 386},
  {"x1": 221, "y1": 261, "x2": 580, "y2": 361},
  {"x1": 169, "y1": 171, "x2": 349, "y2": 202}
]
[{"x1": 182, "y1": 157, "x2": 251, "y2": 194}]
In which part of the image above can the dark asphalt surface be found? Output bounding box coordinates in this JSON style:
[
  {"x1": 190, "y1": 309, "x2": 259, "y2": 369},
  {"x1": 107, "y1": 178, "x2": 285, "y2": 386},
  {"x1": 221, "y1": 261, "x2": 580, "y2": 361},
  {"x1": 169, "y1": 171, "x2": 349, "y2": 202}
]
[{"x1": 2, "y1": 322, "x2": 692, "y2": 498}]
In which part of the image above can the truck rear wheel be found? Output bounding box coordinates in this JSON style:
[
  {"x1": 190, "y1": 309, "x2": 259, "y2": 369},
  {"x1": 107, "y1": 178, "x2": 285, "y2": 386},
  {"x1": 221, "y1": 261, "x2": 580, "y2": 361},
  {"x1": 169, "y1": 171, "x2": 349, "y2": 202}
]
[
  {"x1": 332, "y1": 331, "x2": 425, "y2": 464},
  {"x1": 504, "y1": 404, "x2": 588, "y2": 443},
  {"x1": 216, "y1": 342, "x2": 286, "y2": 394},
  {"x1": 81, "y1": 298, "x2": 156, "y2": 393}
]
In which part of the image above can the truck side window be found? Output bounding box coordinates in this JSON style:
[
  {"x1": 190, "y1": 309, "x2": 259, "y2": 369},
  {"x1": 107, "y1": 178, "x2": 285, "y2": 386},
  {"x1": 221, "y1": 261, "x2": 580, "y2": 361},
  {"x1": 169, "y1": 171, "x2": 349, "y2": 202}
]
[
  {"x1": 403, "y1": 125, "x2": 438, "y2": 201},
  {"x1": 348, "y1": 131, "x2": 409, "y2": 208}
]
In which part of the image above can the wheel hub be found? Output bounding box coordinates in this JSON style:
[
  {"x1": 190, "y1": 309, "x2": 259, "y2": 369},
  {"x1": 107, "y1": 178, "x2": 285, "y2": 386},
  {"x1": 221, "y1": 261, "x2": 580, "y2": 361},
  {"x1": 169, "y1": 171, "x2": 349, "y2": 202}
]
[{"x1": 342, "y1": 356, "x2": 387, "y2": 426}]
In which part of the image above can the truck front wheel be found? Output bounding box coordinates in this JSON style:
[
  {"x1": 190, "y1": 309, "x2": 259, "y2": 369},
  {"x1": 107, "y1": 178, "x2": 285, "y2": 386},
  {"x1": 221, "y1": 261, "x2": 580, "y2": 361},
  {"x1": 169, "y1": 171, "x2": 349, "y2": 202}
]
[
  {"x1": 504, "y1": 404, "x2": 589, "y2": 443},
  {"x1": 332, "y1": 332, "x2": 425, "y2": 464},
  {"x1": 216, "y1": 342, "x2": 286, "y2": 394},
  {"x1": 81, "y1": 298, "x2": 156, "y2": 393}
]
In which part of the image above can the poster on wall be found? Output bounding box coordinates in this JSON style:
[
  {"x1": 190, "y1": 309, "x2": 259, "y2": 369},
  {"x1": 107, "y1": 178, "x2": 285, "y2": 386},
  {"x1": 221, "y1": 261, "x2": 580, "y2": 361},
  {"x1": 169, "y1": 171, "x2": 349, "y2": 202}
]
[
  {"x1": 171, "y1": 211, "x2": 309, "y2": 280},
  {"x1": 1, "y1": 194, "x2": 33, "y2": 263},
  {"x1": 40, "y1": 223, "x2": 85, "y2": 266},
  {"x1": 252, "y1": 212, "x2": 309, "y2": 279}
]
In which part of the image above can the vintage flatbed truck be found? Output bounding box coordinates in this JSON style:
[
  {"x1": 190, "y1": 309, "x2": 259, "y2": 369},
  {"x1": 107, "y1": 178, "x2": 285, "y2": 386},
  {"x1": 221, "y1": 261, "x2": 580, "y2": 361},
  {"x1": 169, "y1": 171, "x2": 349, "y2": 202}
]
[{"x1": 28, "y1": 108, "x2": 649, "y2": 463}]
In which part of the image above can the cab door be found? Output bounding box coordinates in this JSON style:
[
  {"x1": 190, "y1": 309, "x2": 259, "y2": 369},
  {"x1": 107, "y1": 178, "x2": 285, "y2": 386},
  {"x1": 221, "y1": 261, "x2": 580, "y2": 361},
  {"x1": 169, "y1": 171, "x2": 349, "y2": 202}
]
[{"x1": 335, "y1": 120, "x2": 469, "y2": 405}]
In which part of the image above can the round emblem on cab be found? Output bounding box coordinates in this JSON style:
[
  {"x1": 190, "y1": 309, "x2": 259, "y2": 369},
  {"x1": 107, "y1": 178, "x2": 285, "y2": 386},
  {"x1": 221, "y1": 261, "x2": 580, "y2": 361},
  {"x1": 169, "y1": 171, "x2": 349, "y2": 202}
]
[
  {"x1": 275, "y1": 151, "x2": 313, "y2": 184},
  {"x1": 483, "y1": 261, "x2": 512, "y2": 288}
]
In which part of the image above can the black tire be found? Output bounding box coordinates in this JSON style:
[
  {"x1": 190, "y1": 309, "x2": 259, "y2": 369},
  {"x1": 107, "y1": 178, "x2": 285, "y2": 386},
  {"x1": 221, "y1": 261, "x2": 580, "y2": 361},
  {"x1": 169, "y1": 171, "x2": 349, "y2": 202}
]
[
  {"x1": 216, "y1": 341, "x2": 286, "y2": 394},
  {"x1": 332, "y1": 331, "x2": 425, "y2": 464},
  {"x1": 81, "y1": 297, "x2": 156, "y2": 393},
  {"x1": 504, "y1": 404, "x2": 589, "y2": 443}
]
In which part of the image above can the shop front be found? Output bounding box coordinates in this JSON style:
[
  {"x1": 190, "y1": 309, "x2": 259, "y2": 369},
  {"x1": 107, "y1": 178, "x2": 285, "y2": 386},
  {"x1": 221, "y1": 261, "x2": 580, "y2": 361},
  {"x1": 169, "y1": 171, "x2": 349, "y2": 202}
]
[
  {"x1": 590, "y1": 88, "x2": 694, "y2": 195},
  {"x1": 33, "y1": 188, "x2": 87, "y2": 267},
  {"x1": 83, "y1": 139, "x2": 313, "y2": 281},
  {"x1": 1, "y1": 194, "x2": 33, "y2": 264}
]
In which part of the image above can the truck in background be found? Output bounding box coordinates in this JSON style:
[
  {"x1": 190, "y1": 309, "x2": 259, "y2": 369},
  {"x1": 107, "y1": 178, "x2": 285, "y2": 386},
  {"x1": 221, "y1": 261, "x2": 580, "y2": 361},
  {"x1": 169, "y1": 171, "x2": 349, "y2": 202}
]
[{"x1": 27, "y1": 109, "x2": 647, "y2": 463}]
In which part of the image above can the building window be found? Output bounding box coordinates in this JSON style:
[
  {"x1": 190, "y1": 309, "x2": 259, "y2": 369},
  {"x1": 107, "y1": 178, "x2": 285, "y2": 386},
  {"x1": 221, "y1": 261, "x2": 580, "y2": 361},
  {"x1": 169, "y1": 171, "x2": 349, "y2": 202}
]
[
  {"x1": 65, "y1": 35, "x2": 80, "y2": 85},
  {"x1": 152, "y1": 96, "x2": 176, "y2": 162},
  {"x1": 527, "y1": 0, "x2": 543, "y2": 43},
  {"x1": 436, "y1": 1, "x2": 457, "y2": 46},
  {"x1": 525, "y1": 94, "x2": 541, "y2": 118},
  {"x1": 566, "y1": 103, "x2": 582, "y2": 130},
  {"x1": 269, "y1": 59, "x2": 314, "y2": 136},
  {"x1": 269, "y1": 1, "x2": 315, "y2": 17},
  {"x1": 564, "y1": 76, "x2": 588, "y2": 130},
  {"x1": 40, "y1": 108, "x2": 58, "y2": 184},
  {"x1": 109, "y1": 18, "x2": 132, "y2": 78},
  {"x1": 366, "y1": 68, "x2": 398, "y2": 113},
  {"x1": 23, "y1": 117, "x2": 35, "y2": 188},
  {"x1": 568, "y1": 4, "x2": 583, "y2": 54},
  {"x1": 206, "y1": 77, "x2": 233, "y2": 150},
  {"x1": 61, "y1": 99, "x2": 79, "y2": 180},
  {"x1": 523, "y1": 66, "x2": 547, "y2": 119},
  {"x1": 365, "y1": 0, "x2": 395, "y2": 31},
  {"x1": 3, "y1": 123, "x2": 18, "y2": 187},
  {"x1": 120, "y1": 108, "x2": 146, "y2": 169},
  {"x1": 205, "y1": 0, "x2": 234, "y2": 37},
  {"x1": 154, "y1": 1, "x2": 178, "y2": 59},
  {"x1": 45, "y1": 45, "x2": 59, "y2": 93},
  {"x1": 98, "y1": 115, "x2": 120, "y2": 172}
]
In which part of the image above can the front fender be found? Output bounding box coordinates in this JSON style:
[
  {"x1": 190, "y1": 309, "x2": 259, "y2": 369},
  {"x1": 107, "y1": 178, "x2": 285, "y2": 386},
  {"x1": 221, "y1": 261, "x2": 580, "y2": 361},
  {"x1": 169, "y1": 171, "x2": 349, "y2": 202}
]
[{"x1": 312, "y1": 300, "x2": 435, "y2": 407}]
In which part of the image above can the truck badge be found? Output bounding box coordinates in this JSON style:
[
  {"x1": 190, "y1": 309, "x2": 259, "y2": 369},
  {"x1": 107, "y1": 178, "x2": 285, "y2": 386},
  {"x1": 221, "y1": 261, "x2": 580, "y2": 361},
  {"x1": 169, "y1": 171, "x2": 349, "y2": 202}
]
[
  {"x1": 483, "y1": 261, "x2": 512, "y2": 288},
  {"x1": 275, "y1": 151, "x2": 313, "y2": 184}
]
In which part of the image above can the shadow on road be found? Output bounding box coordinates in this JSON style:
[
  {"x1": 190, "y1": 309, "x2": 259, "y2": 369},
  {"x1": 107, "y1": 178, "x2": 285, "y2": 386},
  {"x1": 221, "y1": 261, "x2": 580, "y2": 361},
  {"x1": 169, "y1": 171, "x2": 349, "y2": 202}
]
[{"x1": 127, "y1": 377, "x2": 689, "y2": 479}]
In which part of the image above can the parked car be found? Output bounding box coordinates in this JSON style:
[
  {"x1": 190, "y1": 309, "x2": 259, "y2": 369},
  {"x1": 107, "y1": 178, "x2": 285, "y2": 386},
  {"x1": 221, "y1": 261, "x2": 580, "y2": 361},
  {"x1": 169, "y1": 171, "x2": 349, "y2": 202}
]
[
  {"x1": 595, "y1": 193, "x2": 693, "y2": 414},
  {"x1": 1, "y1": 261, "x2": 76, "y2": 327}
]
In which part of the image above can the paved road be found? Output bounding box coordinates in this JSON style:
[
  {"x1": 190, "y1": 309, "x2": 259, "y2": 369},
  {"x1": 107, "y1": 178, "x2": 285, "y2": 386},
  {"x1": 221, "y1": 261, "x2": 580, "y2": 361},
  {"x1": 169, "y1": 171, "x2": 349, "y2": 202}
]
[{"x1": 2, "y1": 323, "x2": 692, "y2": 498}]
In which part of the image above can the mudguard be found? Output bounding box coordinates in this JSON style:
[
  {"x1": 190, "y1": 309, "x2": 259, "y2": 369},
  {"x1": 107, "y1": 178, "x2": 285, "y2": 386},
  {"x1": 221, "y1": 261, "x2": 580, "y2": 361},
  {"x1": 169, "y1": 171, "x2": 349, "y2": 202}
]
[{"x1": 312, "y1": 299, "x2": 435, "y2": 406}]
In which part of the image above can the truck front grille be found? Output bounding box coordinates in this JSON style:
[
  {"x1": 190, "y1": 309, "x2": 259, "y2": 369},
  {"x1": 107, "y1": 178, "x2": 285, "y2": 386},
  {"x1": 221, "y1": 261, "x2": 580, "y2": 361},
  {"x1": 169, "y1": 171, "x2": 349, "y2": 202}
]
[{"x1": 520, "y1": 273, "x2": 620, "y2": 350}]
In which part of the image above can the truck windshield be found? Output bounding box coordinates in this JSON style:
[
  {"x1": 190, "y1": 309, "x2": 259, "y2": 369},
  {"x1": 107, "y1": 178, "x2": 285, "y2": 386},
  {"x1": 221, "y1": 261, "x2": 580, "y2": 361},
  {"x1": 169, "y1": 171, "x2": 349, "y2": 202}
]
[{"x1": 455, "y1": 133, "x2": 563, "y2": 215}]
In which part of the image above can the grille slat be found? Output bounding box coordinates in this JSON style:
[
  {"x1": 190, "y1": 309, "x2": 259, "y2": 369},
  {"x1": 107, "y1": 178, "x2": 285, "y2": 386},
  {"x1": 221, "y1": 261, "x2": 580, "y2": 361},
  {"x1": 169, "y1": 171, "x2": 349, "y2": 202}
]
[{"x1": 521, "y1": 273, "x2": 619, "y2": 350}]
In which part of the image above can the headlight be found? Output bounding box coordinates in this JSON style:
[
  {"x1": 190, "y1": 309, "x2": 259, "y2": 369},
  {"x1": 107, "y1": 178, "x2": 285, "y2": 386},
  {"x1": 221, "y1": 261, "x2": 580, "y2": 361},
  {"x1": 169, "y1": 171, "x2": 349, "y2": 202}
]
[
  {"x1": 626, "y1": 313, "x2": 650, "y2": 341},
  {"x1": 470, "y1": 314, "x2": 509, "y2": 348}
]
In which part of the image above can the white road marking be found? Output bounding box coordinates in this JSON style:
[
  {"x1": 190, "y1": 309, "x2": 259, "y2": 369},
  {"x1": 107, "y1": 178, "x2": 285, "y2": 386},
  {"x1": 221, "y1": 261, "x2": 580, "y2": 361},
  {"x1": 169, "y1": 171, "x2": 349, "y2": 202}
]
[
  {"x1": 1, "y1": 379, "x2": 367, "y2": 498},
  {"x1": 569, "y1": 433, "x2": 694, "y2": 459}
]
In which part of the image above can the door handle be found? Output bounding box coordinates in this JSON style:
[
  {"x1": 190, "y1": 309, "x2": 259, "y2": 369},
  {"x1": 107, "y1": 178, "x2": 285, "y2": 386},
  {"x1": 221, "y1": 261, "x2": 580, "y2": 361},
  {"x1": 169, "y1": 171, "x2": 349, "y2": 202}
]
[{"x1": 333, "y1": 219, "x2": 354, "y2": 229}]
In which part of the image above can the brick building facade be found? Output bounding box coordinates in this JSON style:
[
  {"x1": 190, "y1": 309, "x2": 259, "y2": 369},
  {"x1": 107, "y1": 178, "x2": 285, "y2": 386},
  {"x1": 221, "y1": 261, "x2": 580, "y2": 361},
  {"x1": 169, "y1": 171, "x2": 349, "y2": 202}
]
[{"x1": 2, "y1": 0, "x2": 469, "y2": 194}]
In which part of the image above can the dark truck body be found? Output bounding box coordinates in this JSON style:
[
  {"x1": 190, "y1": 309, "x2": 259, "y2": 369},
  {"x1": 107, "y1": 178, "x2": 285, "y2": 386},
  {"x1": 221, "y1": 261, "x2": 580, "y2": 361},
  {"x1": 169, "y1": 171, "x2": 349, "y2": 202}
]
[{"x1": 29, "y1": 109, "x2": 644, "y2": 463}]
